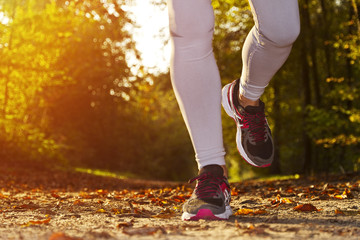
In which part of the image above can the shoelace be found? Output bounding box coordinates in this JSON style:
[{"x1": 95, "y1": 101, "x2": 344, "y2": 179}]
[
  {"x1": 243, "y1": 111, "x2": 267, "y2": 143},
  {"x1": 188, "y1": 173, "x2": 227, "y2": 199}
]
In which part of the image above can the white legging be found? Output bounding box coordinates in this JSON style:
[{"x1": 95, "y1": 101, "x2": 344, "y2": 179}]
[{"x1": 167, "y1": 0, "x2": 300, "y2": 170}]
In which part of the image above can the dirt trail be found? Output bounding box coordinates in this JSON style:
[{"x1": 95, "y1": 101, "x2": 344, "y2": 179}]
[{"x1": 1, "y1": 162, "x2": 360, "y2": 240}]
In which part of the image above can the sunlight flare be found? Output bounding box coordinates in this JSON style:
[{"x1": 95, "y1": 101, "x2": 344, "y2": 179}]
[{"x1": 129, "y1": 0, "x2": 170, "y2": 73}]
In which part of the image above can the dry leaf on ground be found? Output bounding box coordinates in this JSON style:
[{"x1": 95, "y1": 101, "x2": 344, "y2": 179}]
[{"x1": 293, "y1": 204, "x2": 320, "y2": 212}]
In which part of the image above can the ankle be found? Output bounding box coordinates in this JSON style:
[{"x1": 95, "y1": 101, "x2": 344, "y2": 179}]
[
  {"x1": 239, "y1": 95, "x2": 259, "y2": 108},
  {"x1": 221, "y1": 165, "x2": 228, "y2": 178},
  {"x1": 200, "y1": 165, "x2": 228, "y2": 178}
]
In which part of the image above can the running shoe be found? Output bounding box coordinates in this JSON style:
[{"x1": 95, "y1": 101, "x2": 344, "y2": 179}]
[
  {"x1": 182, "y1": 165, "x2": 232, "y2": 221},
  {"x1": 221, "y1": 79, "x2": 274, "y2": 167}
]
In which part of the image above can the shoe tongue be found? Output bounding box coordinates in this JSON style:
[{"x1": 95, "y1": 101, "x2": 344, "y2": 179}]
[
  {"x1": 199, "y1": 165, "x2": 224, "y2": 177},
  {"x1": 244, "y1": 101, "x2": 264, "y2": 114}
]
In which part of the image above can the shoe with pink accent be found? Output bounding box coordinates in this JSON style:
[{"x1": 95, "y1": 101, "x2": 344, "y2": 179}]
[
  {"x1": 181, "y1": 165, "x2": 232, "y2": 221},
  {"x1": 222, "y1": 79, "x2": 274, "y2": 167}
]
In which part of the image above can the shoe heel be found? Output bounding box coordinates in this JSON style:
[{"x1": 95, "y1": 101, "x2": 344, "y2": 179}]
[{"x1": 221, "y1": 84, "x2": 235, "y2": 119}]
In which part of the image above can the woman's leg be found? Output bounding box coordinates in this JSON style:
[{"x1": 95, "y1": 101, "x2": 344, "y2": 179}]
[
  {"x1": 240, "y1": 0, "x2": 300, "y2": 101},
  {"x1": 167, "y1": 0, "x2": 225, "y2": 170},
  {"x1": 221, "y1": 0, "x2": 300, "y2": 167}
]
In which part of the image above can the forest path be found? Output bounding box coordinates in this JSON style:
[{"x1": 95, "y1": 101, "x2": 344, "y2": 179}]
[{"x1": 1, "y1": 161, "x2": 360, "y2": 240}]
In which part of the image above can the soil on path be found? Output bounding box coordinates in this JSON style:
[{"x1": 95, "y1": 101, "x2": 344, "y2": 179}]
[{"x1": 1, "y1": 161, "x2": 360, "y2": 240}]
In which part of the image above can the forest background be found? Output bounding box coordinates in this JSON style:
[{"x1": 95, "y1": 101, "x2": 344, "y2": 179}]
[{"x1": 0, "y1": 0, "x2": 359, "y2": 181}]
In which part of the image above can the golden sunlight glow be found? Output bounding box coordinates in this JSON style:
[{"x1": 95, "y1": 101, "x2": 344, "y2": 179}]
[
  {"x1": 0, "y1": 11, "x2": 9, "y2": 25},
  {"x1": 129, "y1": 0, "x2": 170, "y2": 73}
]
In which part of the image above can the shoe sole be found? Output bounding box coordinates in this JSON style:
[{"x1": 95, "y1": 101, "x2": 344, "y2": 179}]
[
  {"x1": 221, "y1": 83, "x2": 271, "y2": 168},
  {"x1": 181, "y1": 206, "x2": 232, "y2": 221}
]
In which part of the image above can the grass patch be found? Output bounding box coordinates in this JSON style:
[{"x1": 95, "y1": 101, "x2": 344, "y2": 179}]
[
  {"x1": 74, "y1": 167, "x2": 137, "y2": 180},
  {"x1": 255, "y1": 174, "x2": 301, "y2": 181},
  {"x1": 229, "y1": 172, "x2": 301, "y2": 183}
]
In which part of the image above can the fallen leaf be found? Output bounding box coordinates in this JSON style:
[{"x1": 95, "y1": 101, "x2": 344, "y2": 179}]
[
  {"x1": 335, "y1": 209, "x2": 344, "y2": 215},
  {"x1": 270, "y1": 196, "x2": 294, "y2": 207},
  {"x1": 172, "y1": 195, "x2": 186, "y2": 203},
  {"x1": 112, "y1": 208, "x2": 120, "y2": 214},
  {"x1": 51, "y1": 193, "x2": 61, "y2": 199},
  {"x1": 96, "y1": 189, "x2": 108, "y2": 196},
  {"x1": 79, "y1": 192, "x2": 93, "y2": 199},
  {"x1": 334, "y1": 209, "x2": 360, "y2": 216},
  {"x1": 96, "y1": 209, "x2": 107, "y2": 213},
  {"x1": 231, "y1": 188, "x2": 239, "y2": 196},
  {"x1": 344, "y1": 188, "x2": 353, "y2": 197},
  {"x1": 235, "y1": 208, "x2": 253, "y2": 215},
  {"x1": 29, "y1": 218, "x2": 51, "y2": 225},
  {"x1": 117, "y1": 222, "x2": 134, "y2": 228},
  {"x1": 281, "y1": 198, "x2": 293, "y2": 203},
  {"x1": 235, "y1": 208, "x2": 267, "y2": 216},
  {"x1": 247, "y1": 224, "x2": 255, "y2": 230},
  {"x1": 22, "y1": 218, "x2": 51, "y2": 227},
  {"x1": 293, "y1": 204, "x2": 320, "y2": 212},
  {"x1": 0, "y1": 193, "x2": 9, "y2": 199},
  {"x1": 334, "y1": 195, "x2": 345, "y2": 199},
  {"x1": 151, "y1": 198, "x2": 170, "y2": 207},
  {"x1": 253, "y1": 210, "x2": 267, "y2": 215},
  {"x1": 73, "y1": 200, "x2": 85, "y2": 206}
]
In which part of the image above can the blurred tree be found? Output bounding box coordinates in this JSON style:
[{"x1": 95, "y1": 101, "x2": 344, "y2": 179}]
[
  {"x1": 0, "y1": 0, "x2": 195, "y2": 180},
  {"x1": 1, "y1": 0, "x2": 359, "y2": 180},
  {"x1": 300, "y1": 0, "x2": 360, "y2": 174}
]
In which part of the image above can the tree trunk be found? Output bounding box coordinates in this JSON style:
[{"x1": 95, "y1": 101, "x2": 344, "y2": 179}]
[
  {"x1": 351, "y1": 0, "x2": 360, "y2": 34},
  {"x1": 270, "y1": 77, "x2": 281, "y2": 175},
  {"x1": 300, "y1": 2, "x2": 313, "y2": 175},
  {"x1": 319, "y1": 0, "x2": 333, "y2": 79},
  {"x1": 346, "y1": 1, "x2": 355, "y2": 108},
  {"x1": 304, "y1": 0, "x2": 321, "y2": 107}
]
